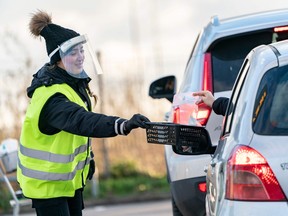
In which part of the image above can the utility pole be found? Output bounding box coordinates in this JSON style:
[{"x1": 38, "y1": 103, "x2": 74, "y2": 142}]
[{"x1": 97, "y1": 51, "x2": 110, "y2": 179}]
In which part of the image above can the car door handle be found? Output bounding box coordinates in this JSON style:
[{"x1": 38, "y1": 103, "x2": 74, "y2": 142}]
[
  {"x1": 204, "y1": 165, "x2": 208, "y2": 173},
  {"x1": 210, "y1": 157, "x2": 217, "y2": 168}
]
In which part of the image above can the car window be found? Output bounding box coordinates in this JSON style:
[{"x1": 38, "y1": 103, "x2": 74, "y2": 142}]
[
  {"x1": 211, "y1": 30, "x2": 288, "y2": 92},
  {"x1": 253, "y1": 64, "x2": 288, "y2": 135}
]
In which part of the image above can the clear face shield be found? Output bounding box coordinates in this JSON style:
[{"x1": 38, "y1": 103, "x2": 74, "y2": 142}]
[{"x1": 57, "y1": 34, "x2": 103, "y2": 79}]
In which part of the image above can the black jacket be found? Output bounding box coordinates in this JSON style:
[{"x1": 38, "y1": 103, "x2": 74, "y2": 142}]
[
  {"x1": 27, "y1": 64, "x2": 124, "y2": 138},
  {"x1": 212, "y1": 97, "x2": 229, "y2": 116}
]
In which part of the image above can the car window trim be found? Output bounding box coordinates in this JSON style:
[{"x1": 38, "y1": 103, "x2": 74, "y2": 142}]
[{"x1": 222, "y1": 59, "x2": 250, "y2": 135}]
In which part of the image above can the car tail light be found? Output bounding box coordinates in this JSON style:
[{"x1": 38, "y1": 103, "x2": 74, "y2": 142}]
[
  {"x1": 203, "y1": 53, "x2": 213, "y2": 92},
  {"x1": 226, "y1": 145, "x2": 286, "y2": 201},
  {"x1": 172, "y1": 52, "x2": 213, "y2": 126},
  {"x1": 198, "y1": 182, "x2": 207, "y2": 192},
  {"x1": 198, "y1": 53, "x2": 213, "y2": 126},
  {"x1": 274, "y1": 26, "x2": 288, "y2": 32},
  {"x1": 172, "y1": 103, "x2": 211, "y2": 126},
  {"x1": 197, "y1": 103, "x2": 211, "y2": 126},
  {"x1": 173, "y1": 106, "x2": 180, "y2": 123}
]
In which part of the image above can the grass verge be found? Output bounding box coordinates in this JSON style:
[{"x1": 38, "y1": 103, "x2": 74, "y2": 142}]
[{"x1": 84, "y1": 174, "x2": 170, "y2": 200}]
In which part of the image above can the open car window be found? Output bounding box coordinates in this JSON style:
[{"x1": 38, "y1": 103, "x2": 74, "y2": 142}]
[{"x1": 253, "y1": 64, "x2": 288, "y2": 135}]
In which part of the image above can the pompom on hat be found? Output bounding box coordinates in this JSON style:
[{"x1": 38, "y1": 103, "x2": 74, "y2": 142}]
[{"x1": 29, "y1": 10, "x2": 80, "y2": 65}]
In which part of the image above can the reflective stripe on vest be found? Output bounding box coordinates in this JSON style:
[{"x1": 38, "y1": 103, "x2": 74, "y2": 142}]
[
  {"x1": 19, "y1": 142, "x2": 90, "y2": 180},
  {"x1": 19, "y1": 143, "x2": 88, "y2": 163},
  {"x1": 18, "y1": 157, "x2": 90, "y2": 181}
]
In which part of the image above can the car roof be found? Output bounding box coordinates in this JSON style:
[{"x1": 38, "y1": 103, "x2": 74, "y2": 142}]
[
  {"x1": 271, "y1": 39, "x2": 288, "y2": 66},
  {"x1": 250, "y1": 39, "x2": 288, "y2": 70},
  {"x1": 201, "y1": 8, "x2": 288, "y2": 51}
]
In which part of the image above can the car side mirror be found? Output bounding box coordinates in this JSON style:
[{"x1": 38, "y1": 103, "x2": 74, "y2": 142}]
[
  {"x1": 146, "y1": 122, "x2": 216, "y2": 155},
  {"x1": 149, "y1": 76, "x2": 176, "y2": 103}
]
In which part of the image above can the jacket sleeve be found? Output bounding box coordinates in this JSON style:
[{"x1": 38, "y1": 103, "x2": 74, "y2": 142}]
[
  {"x1": 212, "y1": 97, "x2": 229, "y2": 116},
  {"x1": 39, "y1": 93, "x2": 127, "y2": 137}
]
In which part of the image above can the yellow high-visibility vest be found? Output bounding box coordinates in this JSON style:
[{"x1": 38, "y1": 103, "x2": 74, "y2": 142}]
[{"x1": 17, "y1": 83, "x2": 91, "y2": 198}]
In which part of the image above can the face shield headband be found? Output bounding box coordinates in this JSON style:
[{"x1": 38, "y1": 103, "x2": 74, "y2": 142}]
[{"x1": 49, "y1": 34, "x2": 103, "y2": 79}]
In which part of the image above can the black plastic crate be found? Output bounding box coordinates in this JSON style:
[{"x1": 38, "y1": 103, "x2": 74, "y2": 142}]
[{"x1": 146, "y1": 122, "x2": 207, "y2": 146}]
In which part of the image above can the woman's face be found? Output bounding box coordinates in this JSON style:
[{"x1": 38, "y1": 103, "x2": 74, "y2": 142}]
[{"x1": 61, "y1": 44, "x2": 85, "y2": 75}]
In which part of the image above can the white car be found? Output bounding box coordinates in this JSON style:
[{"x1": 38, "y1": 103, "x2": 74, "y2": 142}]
[
  {"x1": 179, "y1": 38, "x2": 288, "y2": 215},
  {"x1": 205, "y1": 36, "x2": 288, "y2": 216},
  {"x1": 149, "y1": 9, "x2": 288, "y2": 216}
]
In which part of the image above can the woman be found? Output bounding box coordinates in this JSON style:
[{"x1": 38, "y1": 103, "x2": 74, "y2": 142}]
[{"x1": 17, "y1": 10, "x2": 150, "y2": 216}]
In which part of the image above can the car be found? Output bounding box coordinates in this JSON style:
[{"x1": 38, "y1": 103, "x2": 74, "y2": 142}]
[
  {"x1": 177, "y1": 38, "x2": 288, "y2": 215},
  {"x1": 148, "y1": 9, "x2": 288, "y2": 216}
]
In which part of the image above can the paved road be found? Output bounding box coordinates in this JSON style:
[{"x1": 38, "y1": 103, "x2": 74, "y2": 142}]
[{"x1": 8, "y1": 199, "x2": 172, "y2": 216}]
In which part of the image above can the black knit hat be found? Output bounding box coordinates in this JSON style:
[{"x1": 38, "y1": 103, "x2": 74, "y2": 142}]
[{"x1": 29, "y1": 10, "x2": 80, "y2": 65}]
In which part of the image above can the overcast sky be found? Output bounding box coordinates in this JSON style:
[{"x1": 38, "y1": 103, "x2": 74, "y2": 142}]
[
  {"x1": 0, "y1": 0, "x2": 287, "y2": 129},
  {"x1": 1, "y1": 0, "x2": 287, "y2": 81}
]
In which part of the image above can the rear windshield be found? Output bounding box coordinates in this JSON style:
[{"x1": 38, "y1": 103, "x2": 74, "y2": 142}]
[
  {"x1": 253, "y1": 65, "x2": 288, "y2": 135},
  {"x1": 211, "y1": 29, "x2": 288, "y2": 92}
]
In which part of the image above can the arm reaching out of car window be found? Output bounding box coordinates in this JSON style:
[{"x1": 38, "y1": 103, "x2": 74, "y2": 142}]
[
  {"x1": 193, "y1": 91, "x2": 229, "y2": 116},
  {"x1": 193, "y1": 91, "x2": 215, "y2": 107}
]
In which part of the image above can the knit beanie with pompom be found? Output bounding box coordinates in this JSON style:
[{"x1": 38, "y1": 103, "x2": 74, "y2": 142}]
[{"x1": 29, "y1": 10, "x2": 80, "y2": 65}]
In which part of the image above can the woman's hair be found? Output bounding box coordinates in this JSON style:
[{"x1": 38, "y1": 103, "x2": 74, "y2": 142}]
[{"x1": 87, "y1": 84, "x2": 98, "y2": 108}]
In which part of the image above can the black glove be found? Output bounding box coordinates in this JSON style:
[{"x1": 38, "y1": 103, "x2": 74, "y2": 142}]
[
  {"x1": 124, "y1": 114, "x2": 150, "y2": 134},
  {"x1": 87, "y1": 159, "x2": 95, "y2": 180},
  {"x1": 87, "y1": 151, "x2": 95, "y2": 180}
]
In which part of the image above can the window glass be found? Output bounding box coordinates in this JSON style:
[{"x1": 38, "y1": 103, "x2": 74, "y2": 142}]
[
  {"x1": 253, "y1": 65, "x2": 288, "y2": 135},
  {"x1": 211, "y1": 30, "x2": 288, "y2": 92}
]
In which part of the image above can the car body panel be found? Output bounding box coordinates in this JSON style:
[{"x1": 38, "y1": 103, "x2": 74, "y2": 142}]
[
  {"x1": 165, "y1": 144, "x2": 212, "y2": 181},
  {"x1": 207, "y1": 199, "x2": 288, "y2": 216}
]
